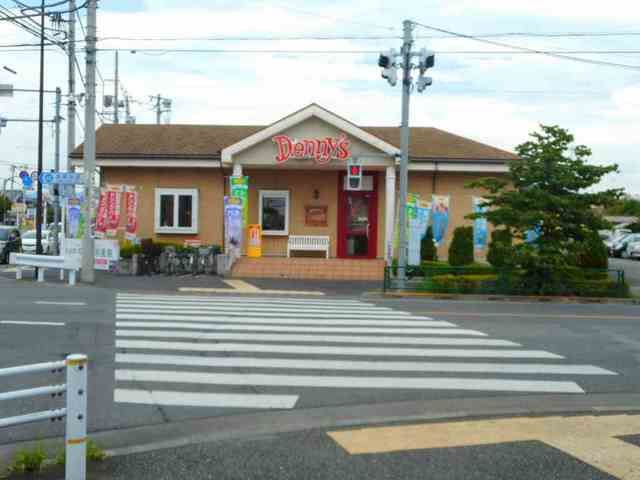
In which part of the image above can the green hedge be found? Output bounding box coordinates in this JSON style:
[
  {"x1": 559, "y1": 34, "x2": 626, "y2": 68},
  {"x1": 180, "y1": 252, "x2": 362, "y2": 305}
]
[{"x1": 448, "y1": 226, "x2": 474, "y2": 266}]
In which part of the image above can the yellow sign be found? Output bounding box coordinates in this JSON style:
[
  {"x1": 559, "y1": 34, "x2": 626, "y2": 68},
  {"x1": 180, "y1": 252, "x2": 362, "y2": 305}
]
[{"x1": 247, "y1": 224, "x2": 262, "y2": 258}]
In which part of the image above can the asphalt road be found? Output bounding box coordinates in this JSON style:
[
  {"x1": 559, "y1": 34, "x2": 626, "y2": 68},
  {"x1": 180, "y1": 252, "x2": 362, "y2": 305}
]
[{"x1": 0, "y1": 275, "x2": 639, "y2": 447}]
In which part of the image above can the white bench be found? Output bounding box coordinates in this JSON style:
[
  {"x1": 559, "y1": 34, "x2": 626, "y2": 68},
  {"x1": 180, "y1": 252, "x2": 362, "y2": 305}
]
[
  {"x1": 287, "y1": 235, "x2": 330, "y2": 258},
  {"x1": 10, "y1": 253, "x2": 78, "y2": 286}
]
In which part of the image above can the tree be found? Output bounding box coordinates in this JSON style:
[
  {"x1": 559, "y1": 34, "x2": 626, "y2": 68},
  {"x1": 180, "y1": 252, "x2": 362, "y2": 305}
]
[
  {"x1": 574, "y1": 231, "x2": 608, "y2": 269},
  {"x1": 487, "y1": 229, "x2": 513, "y2": 268},
  {"x1": 604, "y1": 195, "x2": 640, "y2": 217},
  {"x1": 421, "y1": 226, "x2": 437, "y2": 262},
  {"x1": 0, "y1": 194, "x2": 11, "y2": 221},
  {"x1": 448, "y1": 226, "x2": 474, "y2": 266},
  {"x1": 467, "y1": 125, "x2": 621, "y2": 288}
]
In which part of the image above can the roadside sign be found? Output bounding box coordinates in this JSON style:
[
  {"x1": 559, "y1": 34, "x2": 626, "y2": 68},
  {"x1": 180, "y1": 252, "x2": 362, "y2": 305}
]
[
  {"x1": 0, "y1": 84, "x2": 13, "y2": 97},
  {"x1": 39, "y1": 171, "x2": 83, "y2": 185}
]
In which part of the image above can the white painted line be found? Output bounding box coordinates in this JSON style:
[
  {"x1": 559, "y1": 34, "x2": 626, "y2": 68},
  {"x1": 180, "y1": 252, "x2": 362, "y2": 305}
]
[
  {"x1": 115, "y1": 370, "x2": 585, "y2": 394},
  {"x1": 115, "y1": 314, "x2": 450, "y2": 327},
  {"x1": 116, "y1": 294, "x2": 369, "y2": 306},
  {"x1": 0, "y1": 321, "x2": 65, "y2": 326},
  {"x1": 115, "y1": 322, "x2": 484, "y2": 336},
  {"x1": 115, "y1": 340, "x2": 563, "y2": 359},
  {"x1": 116, "y1": 304, "x2": 402, "y2": 314},
  {"x1": 34, "y1": 301, "x2": 87, "y2": 306},
  {"x1": 115, "y1": 330, "x2": 519, "y2": 347},
  {"x1": 178, "y1": 287, "x2": 325, "y2": 296},
  {"x1": 114, "y1": 389, "x2": 299, "y2": 409},
  {"x1": 115, "y1": 354, "x2": 618, "y2": 376},
  {"x1": 116, "y1": 310, "x2": 422, "y2": 320}
]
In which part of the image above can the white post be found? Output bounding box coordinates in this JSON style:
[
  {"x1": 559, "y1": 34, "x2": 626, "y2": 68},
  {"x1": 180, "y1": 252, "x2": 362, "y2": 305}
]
[
  {"x1": 37, "y1": 268, "x2": 45, "y2": 282},
  {"x1": 385, "y1": 165, "x2": 397, "y2": 266},
  {"x1": 232, "y1": 163, "x2": 242, "y2": 177},
  {"x1": 65, "y1": 354, "x2": 88, "y2": 480}
]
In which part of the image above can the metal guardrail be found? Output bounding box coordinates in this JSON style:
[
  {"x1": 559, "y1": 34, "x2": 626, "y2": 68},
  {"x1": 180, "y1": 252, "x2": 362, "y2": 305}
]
[
  {"x1": 10, "y1": 253, "x2": 77, "y2": 285},
  {"x1": 0, "y1": 354, "x2": 88, "y2": 480},
  {"x1": 384, "y1": 265, "x2": 628, "y2": 298}
]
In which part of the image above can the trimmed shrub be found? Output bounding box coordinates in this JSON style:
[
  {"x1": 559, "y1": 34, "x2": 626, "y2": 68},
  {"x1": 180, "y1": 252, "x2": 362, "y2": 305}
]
[
  {"x1": 421, "y1": 226, "x2": 438, "y2": 262},
  {"x1": 424, "y1": 274, "x2": 498, "y2": 294},
  {"x1": 448, "y1": 226, "x2": 474, "y2": 266},
  {"x1": 487, "y1": 229, "x2": 513, "y2": 268}
]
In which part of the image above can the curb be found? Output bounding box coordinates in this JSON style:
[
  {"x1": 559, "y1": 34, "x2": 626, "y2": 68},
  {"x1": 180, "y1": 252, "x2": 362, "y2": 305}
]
[
  {"x1": 370, "y1": 291, "x2": 640, "y2": 304},
  {"x1": 3, "y1": 393, "x2": 640, "y2": 463}
]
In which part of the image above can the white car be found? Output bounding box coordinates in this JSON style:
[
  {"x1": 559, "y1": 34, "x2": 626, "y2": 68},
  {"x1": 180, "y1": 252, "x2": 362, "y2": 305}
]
[
  {"x1": 627, "y1": 241, "x2": 640, "y2": 260},
  {"x1": 21, "y1": 229, "x2": 61, "y2": 254}
]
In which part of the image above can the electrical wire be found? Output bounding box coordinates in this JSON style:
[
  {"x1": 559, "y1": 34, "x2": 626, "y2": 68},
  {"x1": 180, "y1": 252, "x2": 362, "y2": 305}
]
[{"x1": 411, "y1": 21, "x2": 640, "y2": 71}]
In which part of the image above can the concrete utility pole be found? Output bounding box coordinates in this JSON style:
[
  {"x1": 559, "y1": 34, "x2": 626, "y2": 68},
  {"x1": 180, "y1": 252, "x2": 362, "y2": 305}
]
[
  {"x1": 155, "y1": 94, "x2": 161, "y2": 124},
  {"x1": 35, "y1": 0, "x2": 46, "y2": 255},
  {"x1": 52, "y1": 87, "x2": 61, "y2": 255},
  {"x1": 67, "y1": 0, "x2": 76, "y2": 171},
  {"x1": 113, "y1": 50, "x2": 119, "y2": 124},
  {"x1": 81, "y1": 0, "x2": 97, "y2": 283},
  {"x1": 396, "y1": 19, "x2": 413, "y2": 287},
  {"x1": 378, "y1": 20, "x2": 434, "y2": 287},
  {"x1": 151, "y1": 94, "x2": 171, "y2": 124}
]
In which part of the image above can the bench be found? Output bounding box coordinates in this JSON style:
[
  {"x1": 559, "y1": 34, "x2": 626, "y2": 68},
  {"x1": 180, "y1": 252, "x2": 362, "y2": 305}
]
[
  {"x1": 10, "y1": 253, "x2": 78, "y2": 286},
  {"x1": 287, "y1": 235, "x2": 330, "y2": 258}
]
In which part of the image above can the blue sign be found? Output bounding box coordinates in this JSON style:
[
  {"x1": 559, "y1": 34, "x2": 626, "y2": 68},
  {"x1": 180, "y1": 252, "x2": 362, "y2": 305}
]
[{"x1": 39, "y1": 171, "x2": 83, "y2": 185}]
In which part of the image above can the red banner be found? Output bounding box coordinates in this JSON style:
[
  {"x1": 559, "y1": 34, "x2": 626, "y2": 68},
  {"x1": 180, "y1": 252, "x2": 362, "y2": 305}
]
[
  {"x1": 124, "y1": 191, "x2": 138, "y2": 240},
  {"x1": 95, "y1": 191, "x2": 108, "y2": 236},
  {"x1": 106, "y1": 190, "x2": 121, "y2": 236}
]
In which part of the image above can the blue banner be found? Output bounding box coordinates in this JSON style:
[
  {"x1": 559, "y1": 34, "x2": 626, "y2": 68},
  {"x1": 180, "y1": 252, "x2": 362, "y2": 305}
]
[
  {"x1": 431, "y1": 195, "x2": 450, "y2": 246},
  {"x1": 473, "y1": 197, "x2": 488, "y2": 250}
]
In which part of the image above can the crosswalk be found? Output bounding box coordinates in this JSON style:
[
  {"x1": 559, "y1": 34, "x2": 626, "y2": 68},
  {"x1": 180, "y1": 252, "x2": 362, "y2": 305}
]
[{"x1": 113, "y1": 293, "x2": 617, "y2": 410}]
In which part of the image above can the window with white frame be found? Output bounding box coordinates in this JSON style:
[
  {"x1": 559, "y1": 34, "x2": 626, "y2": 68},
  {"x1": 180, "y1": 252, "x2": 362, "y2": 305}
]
[
  {"x1": 154, "y1": 188, "x2": 199, "y2": 234},
  {"x1": 259, "y1": 190, "x2": 289, "y2": 236}
]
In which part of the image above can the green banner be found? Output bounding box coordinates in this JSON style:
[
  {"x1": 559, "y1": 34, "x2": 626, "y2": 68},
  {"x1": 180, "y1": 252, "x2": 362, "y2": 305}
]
[{"x1": 230, "y1": 176, "x2": 249, "y2": 225}]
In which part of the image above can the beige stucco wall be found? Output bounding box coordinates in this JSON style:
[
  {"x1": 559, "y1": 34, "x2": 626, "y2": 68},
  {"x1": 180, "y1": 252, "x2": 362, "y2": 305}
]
[{"x1": 102, "y1": 167, "x2": 225, "y2": 246}]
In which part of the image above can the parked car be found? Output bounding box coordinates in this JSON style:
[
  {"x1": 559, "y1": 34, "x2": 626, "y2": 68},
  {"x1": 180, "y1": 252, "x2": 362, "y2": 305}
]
[
  {"x1": 20, "y1": 229, "x2": 61, "y2": 255},
  {"x1": 0, "y1": 226, "x2": 21, "y2": 264},
  {"x1": 611, "y1": 233, "x2": 640, "y2": 258},
  {"x1": 627, "y1": 240, "x2": 640, "y2": 260}
]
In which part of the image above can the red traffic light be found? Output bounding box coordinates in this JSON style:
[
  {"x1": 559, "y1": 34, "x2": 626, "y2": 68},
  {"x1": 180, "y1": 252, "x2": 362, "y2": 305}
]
[{"x1": 349, "y1": 165, "x2": 361, "y2": 176}]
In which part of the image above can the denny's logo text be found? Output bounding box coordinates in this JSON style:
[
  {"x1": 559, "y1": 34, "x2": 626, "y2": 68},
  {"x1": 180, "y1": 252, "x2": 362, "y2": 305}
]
[{"x1": 272, "y1": 134, "x2": 350, "y2": 165}]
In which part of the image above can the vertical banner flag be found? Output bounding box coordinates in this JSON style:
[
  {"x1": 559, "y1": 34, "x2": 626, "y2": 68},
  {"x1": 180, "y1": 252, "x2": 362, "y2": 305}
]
[
  {"x1": 431, "y1": 195, "x2": 450, "y2": 246},
  {"x1": 124, "y1": 191, "x2": 139, "y2": 240},
  {"x1": 407, "y1": 193, "x2": 421, "y2": 266},
  {"x1": 95, "y1": 191, "x2": 108, "y2": 238},
  {"x1": 224, "y1": 196, "x2": 243, "y2": 258},
  {"x1": 230, "y1": 176, "x2": 249, "y2": 226},
  {"x1": 472, "y1": 197, "x2": 488, "y2": 250},
  {"x1": 66, "y1": 198, "x2": 84, "y2": 239},
  {"x1": 417, "y1": 199, "x2": 431, "y2": 239},
  {"x1": 105, "y1": 190, "x2": 121, "y2": 238}
]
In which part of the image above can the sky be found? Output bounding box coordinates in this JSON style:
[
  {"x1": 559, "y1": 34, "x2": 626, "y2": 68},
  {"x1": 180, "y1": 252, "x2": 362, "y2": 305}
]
[{"x1": 0, "y1": 0, "x2": 639, "y2": 194}]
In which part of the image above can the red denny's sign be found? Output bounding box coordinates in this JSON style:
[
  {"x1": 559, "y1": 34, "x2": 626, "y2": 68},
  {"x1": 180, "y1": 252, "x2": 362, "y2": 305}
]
[{"x1": 272, "y1": 134, "x2": 351, "y2": 165}]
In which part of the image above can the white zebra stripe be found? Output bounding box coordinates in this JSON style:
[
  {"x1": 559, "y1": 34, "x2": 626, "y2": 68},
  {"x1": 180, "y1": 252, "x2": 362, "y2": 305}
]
[{"x1": 114, "y1": 389, "x2": 299, "y2": 409}]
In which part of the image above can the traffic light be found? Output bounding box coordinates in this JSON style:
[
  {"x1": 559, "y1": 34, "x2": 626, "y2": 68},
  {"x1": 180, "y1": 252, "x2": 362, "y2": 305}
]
[
  {"x1": 347, "y1": 159, "x2": 363, "y2": 191},
  {"x1": 379, "y1": 49, "x2": 398, "y2": 86}
]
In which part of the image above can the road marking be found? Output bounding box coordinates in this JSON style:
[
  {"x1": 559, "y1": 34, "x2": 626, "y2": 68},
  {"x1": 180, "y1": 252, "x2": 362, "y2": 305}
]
[
  {"x1": 115, "y1": 340, "x2": 562, "y2": 358},
  {"x1": 114, "y1": 389, "x2": 299, "y2": 409},
  {"x1": 115, "y1": 322, "x2": 485, "y2": 336},
  {"x1": 115, "y1": 370, "x2": 584, "y2": 394},
  {"x1": 178, "y1": 287, "x2": 326, "y2": 296},
  {"x1": 115, "y1": 311, "x2": 428, "y2": 320},
  {"x1": 116, "y1": 304, "x2": 402, "y2": 314},
  {"x1": 223, "y1": 279, "x2": 262, "y2": 292},
  {"x1": 328, "y1": 414, "x2": 640, "y2": 479},
  {"x1": 115, "y1": 329, "x2": 520, "y2": 347},
  {"x1": 34, "y1": 301, "x2": 87, "y2": 306},
  {"x1": 115, "y1": 354, "x2": 617, "y2": 376},
  {"x1": 415, "y1": 311, "x2": 640, "y2": 321},
  {"x1": 115, "y1": 314, "x2": 450, "y2": 327},
  {"x1": 117, "y1": 294, "x2": 359, "y2": 305},
  {"x1": 0, "y1": 321, "x2": 65, "y2": 326}
]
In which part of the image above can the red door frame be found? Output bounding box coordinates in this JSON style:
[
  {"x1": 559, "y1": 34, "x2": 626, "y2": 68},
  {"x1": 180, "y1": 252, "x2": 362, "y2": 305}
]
[{"x1": 337, "y1": 172, "x2": 378, "y2": 259}]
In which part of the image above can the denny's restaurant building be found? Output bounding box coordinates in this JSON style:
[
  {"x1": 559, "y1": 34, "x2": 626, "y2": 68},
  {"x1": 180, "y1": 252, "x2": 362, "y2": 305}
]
[{"x1": 71, "y1": 104, "x2": 517, "y2": 280}]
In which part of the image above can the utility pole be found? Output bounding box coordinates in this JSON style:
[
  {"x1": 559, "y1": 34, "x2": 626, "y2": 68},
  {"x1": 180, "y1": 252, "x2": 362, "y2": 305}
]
[
  {"x1": 67, "y1": 0, "x2": 76, "y2": 171},
  {"x1": 124, "y1": 93, "x2": 131, "y2": 123},
  {"x1": 155, "y1": 94, "x2": 161, "y2": 124},
  {"x1": 378, "y1": 20, "x2": 434, "y2": 287},
  {"x1": 81, "y1": 0, "x2": 97, "y2": 284},
  {"x1": 52, "y1": 87, "x2": 61, "y2": 255},
  {"x1": 113, "y1": 50, "x2": 119, "y2": 124},
  {"x1": 35, "y1": 0, "x2": 46, "y2": 255}
]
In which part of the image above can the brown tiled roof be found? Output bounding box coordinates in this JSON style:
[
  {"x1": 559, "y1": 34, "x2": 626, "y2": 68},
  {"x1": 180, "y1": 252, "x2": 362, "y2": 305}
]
[{"x1": 71, "y1": 123, "x2": 517, "y2": 162}]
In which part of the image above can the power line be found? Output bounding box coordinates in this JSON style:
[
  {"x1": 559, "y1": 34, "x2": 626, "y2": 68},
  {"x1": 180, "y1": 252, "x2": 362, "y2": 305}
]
[{"x1": 411, "y1": 21, "x2": 640, "y2": 71}]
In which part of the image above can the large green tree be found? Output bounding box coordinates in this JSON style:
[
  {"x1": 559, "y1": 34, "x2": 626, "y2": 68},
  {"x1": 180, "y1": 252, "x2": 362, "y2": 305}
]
[
  {"x1": 468, "y1": 125, "x2": 621, "y2": 284},
  {"x1": 0, "y1": 194, "x2": 10, "y2": 221}
]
